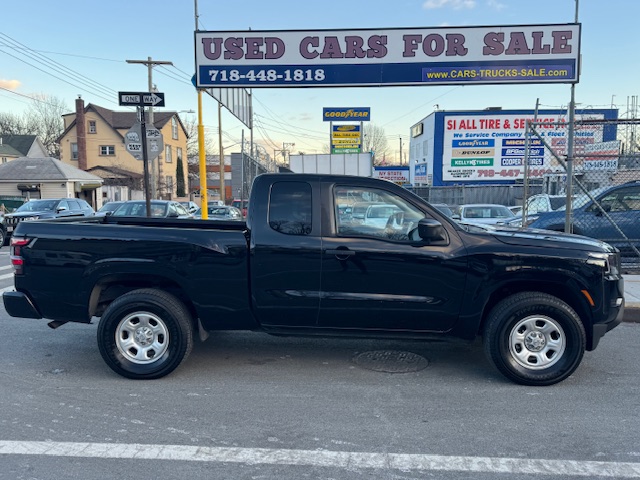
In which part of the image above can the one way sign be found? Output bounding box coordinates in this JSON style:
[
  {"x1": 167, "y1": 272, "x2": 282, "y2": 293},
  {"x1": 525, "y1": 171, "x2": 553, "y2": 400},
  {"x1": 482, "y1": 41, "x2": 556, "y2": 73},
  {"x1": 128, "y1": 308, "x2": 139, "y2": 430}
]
[{"x1": 118, "y1": 91, "x2": 165, "y2": 107}]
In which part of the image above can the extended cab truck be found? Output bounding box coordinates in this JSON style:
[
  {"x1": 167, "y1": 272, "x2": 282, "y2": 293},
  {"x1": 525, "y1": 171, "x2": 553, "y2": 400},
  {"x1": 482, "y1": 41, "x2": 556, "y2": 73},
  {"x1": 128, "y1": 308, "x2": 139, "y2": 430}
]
[{"x1": 3, "y1": 174, "x2": 625, "y2": 386}]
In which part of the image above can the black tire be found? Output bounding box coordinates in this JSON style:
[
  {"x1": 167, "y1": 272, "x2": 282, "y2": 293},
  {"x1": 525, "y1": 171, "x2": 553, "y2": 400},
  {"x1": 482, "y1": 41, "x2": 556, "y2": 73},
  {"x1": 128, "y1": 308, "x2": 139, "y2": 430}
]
[
  {"x1": 483, "y1": 292, "x2": 586, "y2": 386},
  {"x1": 97, "y1": 288, "x2": 193, "y2": 379},
  {"x1": 0, "y1": 228, "x2": 5, "y2": 248}
]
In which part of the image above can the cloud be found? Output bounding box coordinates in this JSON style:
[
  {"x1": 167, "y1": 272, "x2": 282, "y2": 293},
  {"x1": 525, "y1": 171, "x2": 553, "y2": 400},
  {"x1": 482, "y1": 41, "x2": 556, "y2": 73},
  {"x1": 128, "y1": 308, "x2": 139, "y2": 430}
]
[
  {"x1": 423, "y1": 0, "x2": 476, "y2": 9},
  {"x1": 486, "y1": 0, "x2": 506, "y2": 10},
  {"x1": 0, "y1": 79, "x2": 21, "y2": 90}
]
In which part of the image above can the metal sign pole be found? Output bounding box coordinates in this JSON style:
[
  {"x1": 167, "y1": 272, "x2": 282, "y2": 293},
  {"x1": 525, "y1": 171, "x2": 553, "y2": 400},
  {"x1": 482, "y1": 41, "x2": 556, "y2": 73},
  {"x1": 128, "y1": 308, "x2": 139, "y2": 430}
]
[{"x1": 139, "y1": 106, "x2": 152, "y2": 217}]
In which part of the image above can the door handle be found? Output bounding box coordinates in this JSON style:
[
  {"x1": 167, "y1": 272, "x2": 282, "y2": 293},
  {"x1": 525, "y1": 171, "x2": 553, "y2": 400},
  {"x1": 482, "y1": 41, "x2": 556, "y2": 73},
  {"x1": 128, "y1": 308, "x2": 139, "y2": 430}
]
[{"x1": 326, "y1": 249, "x2": 355, "y2": 260}]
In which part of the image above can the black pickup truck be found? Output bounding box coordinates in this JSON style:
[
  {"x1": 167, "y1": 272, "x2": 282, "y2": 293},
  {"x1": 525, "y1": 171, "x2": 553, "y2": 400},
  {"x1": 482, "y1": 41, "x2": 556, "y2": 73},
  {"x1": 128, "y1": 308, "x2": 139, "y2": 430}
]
[{"x1": 2, "y1": 174, "x2": 625, "y2": 385}]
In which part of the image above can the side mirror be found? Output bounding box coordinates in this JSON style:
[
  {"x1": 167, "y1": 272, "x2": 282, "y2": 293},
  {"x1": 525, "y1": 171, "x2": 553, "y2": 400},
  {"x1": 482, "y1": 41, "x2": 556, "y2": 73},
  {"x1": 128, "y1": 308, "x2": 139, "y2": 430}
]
[
  {"x1": 452, "y1": 214, "x2": 460, "y2": 220},
  {"x1": 167, "y1": 211, "x2": 180, "y2": 218},
  {"x1": 56, "y1": 206, "x2": 67, "y2": 213},
  {"x1": 417, "y1": 218, "x2": 447, "y2": 242}
]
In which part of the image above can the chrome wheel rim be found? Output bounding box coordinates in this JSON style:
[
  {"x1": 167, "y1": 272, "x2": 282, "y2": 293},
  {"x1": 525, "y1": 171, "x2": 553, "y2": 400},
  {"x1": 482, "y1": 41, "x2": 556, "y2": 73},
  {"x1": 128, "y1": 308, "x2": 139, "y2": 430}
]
[
  {"x1": 115, "y1": 312, "x2": 169, "y2": 364},
  {"x1": 508, "y1": 315, "x2": 566, "y2": 370}
]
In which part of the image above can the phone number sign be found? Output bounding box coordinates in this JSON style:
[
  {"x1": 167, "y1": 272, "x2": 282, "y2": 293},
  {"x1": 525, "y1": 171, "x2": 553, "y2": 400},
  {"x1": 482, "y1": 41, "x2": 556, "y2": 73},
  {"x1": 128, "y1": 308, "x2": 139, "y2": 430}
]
[{"x1": 195, "y1": 24, "x2": 580, "y2": 88}]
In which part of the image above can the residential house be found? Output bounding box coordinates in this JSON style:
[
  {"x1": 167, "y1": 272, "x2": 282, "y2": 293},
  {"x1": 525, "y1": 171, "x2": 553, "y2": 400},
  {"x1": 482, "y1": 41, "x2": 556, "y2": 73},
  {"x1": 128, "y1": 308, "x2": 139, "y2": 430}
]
[
  {"x1": 57, "y1": 97, "x2": 189, "y2": 205},
  {"x1": 0, "y1": 157, "x2": 103, "y2": 207},
  {"x1": 0, "y1": 135, "x2": 48, "y2": 163}
]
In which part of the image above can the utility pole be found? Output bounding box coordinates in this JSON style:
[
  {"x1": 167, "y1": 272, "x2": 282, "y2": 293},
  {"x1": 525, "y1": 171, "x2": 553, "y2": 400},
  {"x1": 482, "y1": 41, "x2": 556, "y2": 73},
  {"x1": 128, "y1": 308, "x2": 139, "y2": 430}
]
[
  {"x1": 218, "y1": 102, "x2": 225, "y2": 204},
  {"x1": 564, "y1": 0, "x2": 579, "y2": 233},
  {"x1": 399, "y1": 136, "x2": 403, "y2": 165},
  {"x1": 126, "y1": 57, "x2": 173, "y2": 198},
  {"x1": 282, "y1": 142, "x2": 295, "y2": 166}
]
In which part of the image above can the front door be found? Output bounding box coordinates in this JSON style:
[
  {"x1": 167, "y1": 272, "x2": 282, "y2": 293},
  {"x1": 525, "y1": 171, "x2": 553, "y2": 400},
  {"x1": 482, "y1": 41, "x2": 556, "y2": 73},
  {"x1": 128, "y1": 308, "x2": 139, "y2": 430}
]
[{"x1": 318, "y1": 183, "x2": 467, "y2": 332}]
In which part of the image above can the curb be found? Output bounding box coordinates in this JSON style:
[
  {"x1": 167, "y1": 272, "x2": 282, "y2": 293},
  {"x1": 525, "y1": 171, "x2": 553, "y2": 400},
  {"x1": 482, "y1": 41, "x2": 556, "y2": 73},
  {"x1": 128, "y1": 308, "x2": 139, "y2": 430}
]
[{"x1": 623, "y1": 303, "x2": 640, "y2": 323}]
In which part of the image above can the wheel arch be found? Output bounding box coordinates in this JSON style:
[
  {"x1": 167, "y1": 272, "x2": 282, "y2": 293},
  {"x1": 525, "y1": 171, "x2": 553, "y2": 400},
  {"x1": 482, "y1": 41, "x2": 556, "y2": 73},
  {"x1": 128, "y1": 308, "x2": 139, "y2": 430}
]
[
  {"x1": 477, "y1": 277, "x2": 593, "y2": 345},
  {"x1": 88, "y1": 273, "x2": 198, "y2": 327}
]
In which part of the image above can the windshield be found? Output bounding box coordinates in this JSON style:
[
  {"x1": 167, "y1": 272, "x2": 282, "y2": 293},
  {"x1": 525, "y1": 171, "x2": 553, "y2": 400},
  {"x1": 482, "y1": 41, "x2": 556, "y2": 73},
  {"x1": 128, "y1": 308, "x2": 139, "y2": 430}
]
[
  {"x1": 558, "y1": 187, "x2": 610, "y2": 210},
  {"x1": 15, "y1": 200, "x2": 57, "y2": 212},
  {"x1": 98, "y1": 202, "x2": 121, "y2": 212}
]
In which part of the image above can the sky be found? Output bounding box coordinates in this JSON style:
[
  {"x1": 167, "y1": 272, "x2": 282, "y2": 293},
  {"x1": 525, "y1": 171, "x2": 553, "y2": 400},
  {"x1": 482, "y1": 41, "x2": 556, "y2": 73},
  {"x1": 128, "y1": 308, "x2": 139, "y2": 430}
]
[{"x1": 1, "y1": 0, "x2": 638, "y2": 161}]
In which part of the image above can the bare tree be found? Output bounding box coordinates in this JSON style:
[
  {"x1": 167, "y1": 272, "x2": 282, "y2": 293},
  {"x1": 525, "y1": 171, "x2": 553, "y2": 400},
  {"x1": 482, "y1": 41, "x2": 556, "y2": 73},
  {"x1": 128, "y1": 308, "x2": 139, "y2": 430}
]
[
  {"x1": 183, "y1": 116, "x2": 215, "y2": 158},
  {"x1": 0, "y1": 94, "x2": 67, "y2": 158},
  {"x1": 362, "y1": 123, "x2": 390, "y2": 164},
  {"x1": 26, "y1": 95, "x2": 68, "y2": 157},
  {"x1": 0, "y1": 112, "x2": 37, "y2": 136}
]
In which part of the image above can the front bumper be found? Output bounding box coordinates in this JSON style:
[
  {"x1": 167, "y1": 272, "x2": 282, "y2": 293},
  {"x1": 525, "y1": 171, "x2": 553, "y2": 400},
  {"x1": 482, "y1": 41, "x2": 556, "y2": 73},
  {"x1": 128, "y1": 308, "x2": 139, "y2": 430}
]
[{"x1": 589, "y1": 276, "x2": 624, "y2": 350}]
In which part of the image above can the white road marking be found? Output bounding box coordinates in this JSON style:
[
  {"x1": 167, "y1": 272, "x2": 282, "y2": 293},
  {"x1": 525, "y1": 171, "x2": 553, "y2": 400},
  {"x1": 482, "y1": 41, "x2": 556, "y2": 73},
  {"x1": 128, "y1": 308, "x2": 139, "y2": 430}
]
[
  {"x1": 0, "y1": 265, "x2": 12, "y2": 271},
  {"x1": 0, "y1": 272, "x2": 13, "y2": 280},
  {"x1": 1, "y1": 441, "x2": 640, "y2": 477},
  {"x1": 0, "y1": 286, "x2": 14, "y2": 293}
]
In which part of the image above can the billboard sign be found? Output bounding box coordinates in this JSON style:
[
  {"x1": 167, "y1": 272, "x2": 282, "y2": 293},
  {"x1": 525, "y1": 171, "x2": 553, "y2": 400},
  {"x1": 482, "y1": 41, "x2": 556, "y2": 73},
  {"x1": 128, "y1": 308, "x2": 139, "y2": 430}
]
[
  {"x1": 332, "y1": 124, "x2": 361, "y2": 152},
  {"x1": 323, "y1": 107, "x2": 371, "y2": 121},
  {"x1": 195, "y1": 24, "x2": 580, "y2": 88},
  {"x1": 373, "y1": 166, "x2": 410, "y2": 185},
  {"x1": 441, "y1": 111, "x2": 612, "y2": 181}
]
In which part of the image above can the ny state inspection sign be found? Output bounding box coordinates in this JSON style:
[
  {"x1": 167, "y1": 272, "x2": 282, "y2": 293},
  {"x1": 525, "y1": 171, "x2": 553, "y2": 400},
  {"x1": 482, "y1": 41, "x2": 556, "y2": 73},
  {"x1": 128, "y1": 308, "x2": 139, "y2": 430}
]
[{"x1": 194, "y1": 23, "x2": 580, "y2": 88}]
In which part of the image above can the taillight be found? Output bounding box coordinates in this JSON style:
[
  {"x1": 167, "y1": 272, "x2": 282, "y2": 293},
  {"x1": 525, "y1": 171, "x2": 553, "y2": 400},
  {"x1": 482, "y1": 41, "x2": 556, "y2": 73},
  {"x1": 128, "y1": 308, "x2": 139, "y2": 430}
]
[{"x1": 10, "y1": 237, "x2": 31, "y2": 274}]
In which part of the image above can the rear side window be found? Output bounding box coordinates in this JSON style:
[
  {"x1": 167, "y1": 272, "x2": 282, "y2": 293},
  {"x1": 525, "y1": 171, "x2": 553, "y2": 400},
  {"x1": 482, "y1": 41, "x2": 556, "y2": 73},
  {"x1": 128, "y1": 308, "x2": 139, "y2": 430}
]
[{"x1": 269, "y1": 182, "x2": 312, "y2": 235}]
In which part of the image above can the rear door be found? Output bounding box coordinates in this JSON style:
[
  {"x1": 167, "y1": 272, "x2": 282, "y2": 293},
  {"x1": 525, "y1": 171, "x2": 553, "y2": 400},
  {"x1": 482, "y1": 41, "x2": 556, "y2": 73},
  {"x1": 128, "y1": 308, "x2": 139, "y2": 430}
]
[
  {"x1": 250, "y1": 178, "x2": 322, "y2": 327},
  {"x1": 318, "y1": 181, "x2": 467, "y2": 332}
]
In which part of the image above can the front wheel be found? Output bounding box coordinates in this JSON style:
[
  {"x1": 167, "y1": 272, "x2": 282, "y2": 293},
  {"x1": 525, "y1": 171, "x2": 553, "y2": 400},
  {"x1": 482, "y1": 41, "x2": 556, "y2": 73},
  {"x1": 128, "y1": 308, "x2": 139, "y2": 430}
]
[
  {"x1": 483, "y1": 292, "x2": 586, "y2": 386},
  {"x1": 97, "y1": 288, "x2": 193, "y2": 379}
]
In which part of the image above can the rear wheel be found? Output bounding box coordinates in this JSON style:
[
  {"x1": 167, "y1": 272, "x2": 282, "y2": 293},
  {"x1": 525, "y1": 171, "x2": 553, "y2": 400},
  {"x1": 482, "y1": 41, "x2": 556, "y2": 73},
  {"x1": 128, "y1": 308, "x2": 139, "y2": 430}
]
[
  {"x1": 483, "y1": 292, "x2": 586, "y2": 386},
  {"x1": 97, "y1": 288, "x2": 193, "y2": 379}
]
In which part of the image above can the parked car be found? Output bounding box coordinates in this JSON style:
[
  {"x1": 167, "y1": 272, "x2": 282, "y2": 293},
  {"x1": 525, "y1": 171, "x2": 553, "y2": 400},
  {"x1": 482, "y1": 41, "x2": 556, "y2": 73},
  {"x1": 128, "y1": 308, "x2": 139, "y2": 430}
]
[
  {"x1": 504, "y1": 194, "x2": 570, "y2": 226},
  {"x1": 231, "y1": 199, "x2": 249, "y2": 216},
  {"x1": 453, "y1": 204, "x2": 515, "y2": 225},
  {"x1": 362, "y1": 204, "x2": 402, "y2": 228},
  {"x1": 431, "y1": 203, "x2": 454, "y2": 217},
  {"x1": 95, "y1": 201, "x2": 126, "y2": 217},
  {"x1": 526, "y1": 181, "x2": 640, "y2": 265},
  {"x1": 509, "y1": 205, "x2": 523, "y2": 215},
  {"x1": 0, "y1": 212, "x2": 5, "y2": 247},
  {"x1": 2, "y1": 173, "x2": 624, "y2": 385},
  {"x1": 194, "y1": 205, "x2": 244, "y2": 220},
  {"x1": 179, "y1": 201, "x2": 199, "y2": 214},
  {"x1": 2, "y1": 198, "x2": 94, "y2": 244},
  {"x1": 111, "y1": 200, "x2": 192, "y2": 218}
]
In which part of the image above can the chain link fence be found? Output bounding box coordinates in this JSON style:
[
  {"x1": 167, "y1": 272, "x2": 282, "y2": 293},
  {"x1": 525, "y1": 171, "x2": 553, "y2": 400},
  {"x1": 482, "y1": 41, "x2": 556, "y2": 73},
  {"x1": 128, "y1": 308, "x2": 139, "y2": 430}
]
[{"x1": 524, "y1": 118, "x2": 640, "y2": 272}]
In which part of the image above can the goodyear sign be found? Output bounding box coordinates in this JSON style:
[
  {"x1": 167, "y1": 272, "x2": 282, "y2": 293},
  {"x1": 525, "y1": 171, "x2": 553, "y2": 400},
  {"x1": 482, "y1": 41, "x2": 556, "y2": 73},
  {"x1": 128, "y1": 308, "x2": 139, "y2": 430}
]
[
  {"x1": 323, "y1": 108, "x2": 370, "y2": 121},
  {"x1": 332, "y1": 124, "x2": 361, "y2": 152}
]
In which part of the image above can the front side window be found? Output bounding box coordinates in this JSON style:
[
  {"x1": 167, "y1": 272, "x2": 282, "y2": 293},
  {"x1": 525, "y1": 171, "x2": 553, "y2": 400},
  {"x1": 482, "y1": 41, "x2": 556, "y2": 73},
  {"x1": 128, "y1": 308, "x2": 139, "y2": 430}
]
[
  {"x1": 100, "y1": 145, "x2": 115, "y2": 156},
  {"x1": 334, "y1": 186, "x2": 424, "y2": 242},
  {"x1": 269, "y1": 182, "x2": 312, "y2": 236}
]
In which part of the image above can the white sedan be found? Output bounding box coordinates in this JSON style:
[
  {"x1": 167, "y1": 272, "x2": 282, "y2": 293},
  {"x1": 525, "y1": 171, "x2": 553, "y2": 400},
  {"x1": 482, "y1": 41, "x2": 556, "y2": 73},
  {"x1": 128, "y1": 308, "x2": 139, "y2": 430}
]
[{"x1": 453, "y1": 204, "x2": 515, "y2": 225}]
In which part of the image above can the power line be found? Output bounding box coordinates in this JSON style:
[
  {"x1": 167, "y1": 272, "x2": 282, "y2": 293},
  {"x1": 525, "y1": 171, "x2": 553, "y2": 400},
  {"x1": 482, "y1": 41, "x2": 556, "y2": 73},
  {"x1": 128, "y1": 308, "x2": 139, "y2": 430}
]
[{"x1": 0, "y1": 33, "x2": 118, "y2": 99}]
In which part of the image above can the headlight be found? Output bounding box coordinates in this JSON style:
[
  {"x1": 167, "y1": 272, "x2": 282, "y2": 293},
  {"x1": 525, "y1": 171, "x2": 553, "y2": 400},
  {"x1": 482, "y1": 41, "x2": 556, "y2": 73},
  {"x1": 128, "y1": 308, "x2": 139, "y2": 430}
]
[
  {"x1": 521, "y1": 215, "x2": 539, "y2": 228},
  {"x1": 587, "y1": 252, "x2": 620, "y2": 275}
]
